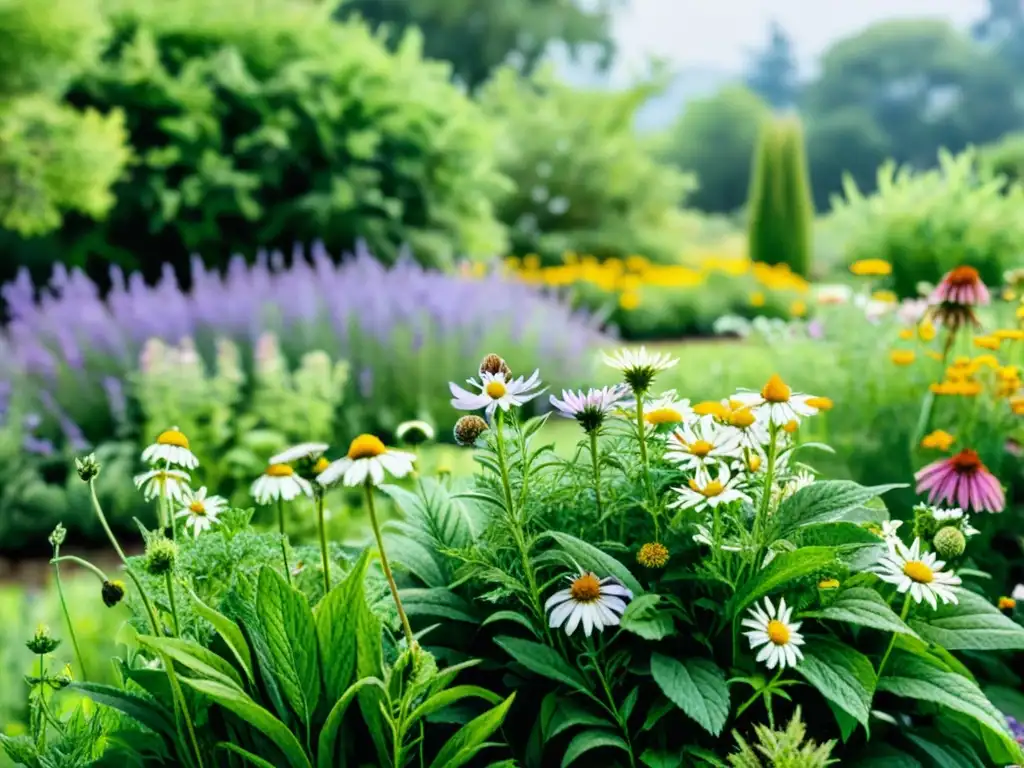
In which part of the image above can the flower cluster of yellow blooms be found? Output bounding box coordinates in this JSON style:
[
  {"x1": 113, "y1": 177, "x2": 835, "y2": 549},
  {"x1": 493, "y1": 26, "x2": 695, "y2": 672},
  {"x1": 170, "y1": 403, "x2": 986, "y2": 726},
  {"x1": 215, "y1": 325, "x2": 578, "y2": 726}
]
[{"x1": 501, "y1": 251, "x2": 811, "y2": 314}]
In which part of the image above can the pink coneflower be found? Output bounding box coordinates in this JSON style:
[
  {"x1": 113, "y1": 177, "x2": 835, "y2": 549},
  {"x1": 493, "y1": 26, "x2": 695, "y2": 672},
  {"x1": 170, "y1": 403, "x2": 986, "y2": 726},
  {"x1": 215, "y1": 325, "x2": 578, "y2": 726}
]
[
  {"x1": 549, "y1": 385, "x2": 629, "y2": 433},
  {"x1": 930, "y1": 266, "x2": 990, "y2": 307},
  {"x1": 915, "y1": 449, "x2": 1005, "y2": 514}
]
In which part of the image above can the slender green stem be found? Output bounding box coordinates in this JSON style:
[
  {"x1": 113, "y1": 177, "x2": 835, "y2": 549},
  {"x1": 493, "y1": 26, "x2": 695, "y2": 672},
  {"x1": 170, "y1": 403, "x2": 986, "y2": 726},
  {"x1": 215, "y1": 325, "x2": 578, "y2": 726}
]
[
  {"x1": 51, "y1": 555, "x2": 108, "y2": 583},
  {"x1": 589, "y1": 637, "x2": 636, "y2": 767},
  {"x1": 877, "y1": 594, "x2": 911, "y2": 678},
  {"x1": 364, "y1": 483, "x2": 417, "y2": 651},
  {"x1": 634, "y1": 389, "x2": 653, "y2": 501},
  {"x1": 277, "y1": 498, "x2": 292, "y2": 585},
  {"x1": 165, "y1": 572, "x2": 180, "y2": 637},
  {"x1": 51, "y1": 548, "x2": 89, "y2": 682},
  {"x1": 316, "y1": 491, "x2": 331, "y2": 595},
  {"x1": 753, "y1": 425, "x2": 780, "y2": 552},
  {"x1": 39, "y1": 654, "x2": 47, "y2": 743},
  {"x1": 589, "y1": 430, "x2": 605, "y2": 535}
]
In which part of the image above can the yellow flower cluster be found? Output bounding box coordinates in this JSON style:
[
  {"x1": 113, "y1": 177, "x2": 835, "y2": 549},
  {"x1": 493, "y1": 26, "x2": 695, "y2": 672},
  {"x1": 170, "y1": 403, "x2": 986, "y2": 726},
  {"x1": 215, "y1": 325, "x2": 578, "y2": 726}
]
[{"x1": 928, "y1": 354, "x2": 1021, "y2": 400}]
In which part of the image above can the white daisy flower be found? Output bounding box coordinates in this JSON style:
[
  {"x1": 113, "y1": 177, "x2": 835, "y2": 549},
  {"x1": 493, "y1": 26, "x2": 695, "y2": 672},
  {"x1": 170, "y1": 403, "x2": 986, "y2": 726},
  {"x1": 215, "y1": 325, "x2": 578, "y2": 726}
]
[
  {"x1": 669, "y1": 465, "x2": 751, "y2": 514},
  {"x1": 779, "y1": 469, "x2": 816, "y2": 500},
  {"x1": 134, "y1": 469, "x2": 191, "y2": 503},
  {"x1": 550, "y1": 385, "x2": 631, "y2": 433},
  {"x1": 449, "y1": 369, "x2": 545, "y2": 420},
  {"x1": 545, "y1": 571, "x2": 633, "y2": 637},
  {"x1": 742, "y1": 596, "x2": 805, "y2": 671},
  {"x1": 269, "y1": 442, "x2": 329, "y2": 465},
  {"x1": 601, "y1": 345, "x2": 678, "y2": 391},
  {"x1": 639, "y1": 391, "x2": 694, "y2": 429},
  {"x1": 317, "y1": 434, "x2": 416, "y2": 488},
  {"x1": 874, "y1": 537, "x2": 962, "y2": 609},
  {"x1": 731, "y1": 375, "x2": 820, "y2": 427},
  {"x1": 1013, "y1": 584, "x2": 1024, "y2": 601},
  {"x1": 175, "y1": 486, "x2": 227, "y2": 538},
  {"x1": 717, "y1": 402, "x2": 770, "y2": 449},
  {"x1": 665, "y1": 418, "x2": 741, "y2": 473},
  {"x1": 141, "y1": 427, "x2": 199, "y2": 469},
  {"x1": 251, "y1": 464, "x2": 312, "y2": 504},
  {"x1": 930, "y1": 506, "x2": 964, "y2": 522},
  {"x1": 396, "y1": 420, "x2": 435, "y2": 445}
]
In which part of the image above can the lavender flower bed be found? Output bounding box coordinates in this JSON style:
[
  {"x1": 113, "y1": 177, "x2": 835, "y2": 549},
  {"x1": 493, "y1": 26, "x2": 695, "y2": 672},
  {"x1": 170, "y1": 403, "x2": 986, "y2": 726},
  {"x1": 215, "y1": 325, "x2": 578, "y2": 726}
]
[{"x1": 2, "y1": 243, "x2": 609, "y2": 453}]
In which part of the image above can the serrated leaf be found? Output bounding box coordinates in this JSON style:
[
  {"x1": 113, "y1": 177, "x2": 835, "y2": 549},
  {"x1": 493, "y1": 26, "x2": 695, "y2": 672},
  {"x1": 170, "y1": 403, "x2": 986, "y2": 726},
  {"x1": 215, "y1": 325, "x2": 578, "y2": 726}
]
[
  {"x1": 619, "y1": 594, "x2": 675, "y2": 640},
  {"x1": 541, "y1": 531, "x2": 644, "y2": 595},
  {"x1": 186, "y1": 587, "x2": 254, "y2": 686},
  {"x1": 315, "y1": 549, "x2": 371, "y2": 703},
  {"x1": 561, "y1": 730, "x2": 628, "y2": 768},
  {"x1": 773, "y1": 481, "x2": 905, "y2": 536},
  {"x1": 728, "y1": 547, "x2": 837, "y2": 618},
  {"x1": 494, "y1": 636, "x2": 591, "y2": 696},
  {"x1": 802, "y1": 587, "x2": 918, "y2": 637},
  {"x1": 909, "y1": 589, "x2": 1024, "y2": 650},
  {"x1": 136, "y1": 635, "x2": 244, "y2": 690},
  {"x1": 796, "y1": 637, "x2": 876, "y2": 729},
  {"x1": 649, "y1": 653, "x2": 729, "y2": 736}
]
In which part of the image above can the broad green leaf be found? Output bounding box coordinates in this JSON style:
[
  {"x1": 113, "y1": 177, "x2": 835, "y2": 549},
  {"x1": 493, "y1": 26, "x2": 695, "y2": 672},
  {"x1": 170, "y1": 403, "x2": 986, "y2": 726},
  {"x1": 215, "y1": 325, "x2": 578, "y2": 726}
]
[
  {"x1": 427, "y1": 694, "x2": 515, "y2": 768},
  {"x1": 219, "y1": 743, "x2": 280, "y2": 768},
  {"x1": 71, "y1": 682, "x2": 178, "y2": 744},
  {"x1": 480, "y1": 610, "x2": 540, "y2": 637},
  {"x1": 640, "y1": 750, "x2": 687, "y2": 768},
  {"x1": 541, "y1": 531, "x2": 644, "y2": 596},
  {"x1": 728, "y1": 547, "x2": 837, "y2": 618},
  {"x1": 317, "y1": 677, "x2": 386, "y2": 768},
  {"x1": 909, "y1": 589, "x2": 1024, "y2": 650},
  {"x1": 186, "y1": 587, "x2": 254, "y2": 686},
  {"x1": 796, "y1": 637, "x2": 876, "y2": 730},
  {"x1": 257, "y1": 566, "x2": 320, "y2": 723},
  {"x1": 400, "y1": 587, "x2": 477, "y2": 623},
  {"x1": 878, "y1": 652, "x2": 1020, "y2": 759},
  {"x1": 802, "y1": 587, "x2": 918, "y2": 637},
  {"x1": 406, "y1": 685, "x2": 503, "y2": 727},
  {"x1": 494, "y1": 636, "x2": 591, "y2": 696},
  {"x1": 826, "y1": 700, "x2": 859, "y2": 742},
  {"x1": 226, "y1": 572, "x2": 289, "y2": 721},
  {"x1": 649, "y1": 653, "x2": 729, "y2": 736},
  {"x1": 774, "y1": 481, "x2": 905, "y2": 536},
  {"x1": 181, "y1": 677, "x2": 312, "y2": 768},
  {"x1": 795, "y1": 522, "x2": 884, "y2": 548},
  {"x1": 546, "y1": 699, "x2": 614, "y2": 740},
  {"x1": 560, "y1": 730, "x2": 628, "y2": 768},
  {"x1": 904, "y1": 733, "x2": 985, "y2": 768},
  {"x1": 354, "y1": 574, "x2": 389, "y2": 768},
  {"x1": 315, "y1": 548, "x2": 371, "y2": 703},
  {"x1": 382, "y1": 534, "x2": 446, "y2": 587},
  {"x1": 136, "y1": 635, "x2": 243, "y2": 690},
  {"x1": 619, "y1": 595, "x2": 675, "y2": 641}
]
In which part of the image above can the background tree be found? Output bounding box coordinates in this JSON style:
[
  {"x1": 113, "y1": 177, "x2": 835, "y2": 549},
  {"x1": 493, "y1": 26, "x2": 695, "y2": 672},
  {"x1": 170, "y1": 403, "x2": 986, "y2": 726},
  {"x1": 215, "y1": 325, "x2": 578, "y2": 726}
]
[
  {"x1": 336, "y1": 0, "x2": 619, "y2": 92},
  {"x1": 973, "y1": 0, "x2": 1024, "y2": 70},
  {"x1": 745, "y1": 21, "x2": 799, "y2": 109},
  {"x1": 656, "y1": 85, "x2": 770, "y2": 214}
]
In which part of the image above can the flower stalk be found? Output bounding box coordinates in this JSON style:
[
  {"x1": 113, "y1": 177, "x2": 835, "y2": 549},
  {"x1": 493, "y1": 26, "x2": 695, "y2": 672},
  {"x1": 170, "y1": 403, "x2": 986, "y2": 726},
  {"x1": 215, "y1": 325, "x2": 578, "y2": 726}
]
[
  {"x1": 364, "y1": 482, "x2": 417, "y2": 652},
  {"x1": 277, "y1": 498, "x2": 292, "y2": 585}
]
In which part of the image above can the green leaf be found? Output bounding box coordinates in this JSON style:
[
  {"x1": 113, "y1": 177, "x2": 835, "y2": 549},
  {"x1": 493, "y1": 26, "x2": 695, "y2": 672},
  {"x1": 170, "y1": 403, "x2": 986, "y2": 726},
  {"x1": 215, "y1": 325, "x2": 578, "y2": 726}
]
[
  {"x1": 561, "y1": 730, "x2": 628, "y2": 768},
  {"x1": 909, "y1": 589, "x2": 1024, "y2": 650},
  {"x1": 802, "y1": 587, "x2": 918, "y2": 637},
  {"x1": 407, "y1": 685, "x2": 503, "y2": 727},
  {"x1": 494, "y1": 636, "x2": 591, "y2": 696},
  {"x1": 480, "y1": 610, "x2": 540, "y2": 637},
  {"x1": 795, "y1": 522, "x2": 885, "y2": 547},
  {"x1": 70, "y1": 682, "x2": 177, "y2": 744},
  {"x1": 181, "y1": 677, "x2": 312, "y2": 768},
  {"x1": 315, "y1": 548, "x2": 372, "y2": 703},
  {"x1": 541, "y1": 531, "x2": 644, "y2": 596},
  {"x1": 904, "y1": 733, "x2": 985, "y2": 768},
  {"x1": 878, "y1": 652, "x2": 1020, "y2": 759},
  {"x1": 257, "y1": 566, "x2": 320, "y2": 723},
  {"x1": 796, "y1": 637, "x2": 876, "y2": 730},
  {"x1": 774, "y1": 481, "x2": 905, "y2": 536},
  {"x1": 728, "y1": 547, "x2": 837, "y2": 618},
  {"x1": 546, "y1": 699, "x2": 614, "y2": 740},
  {"x1": 619, "y1": 595, "x2": 675, "y2": 641},
  {"x1": 427, "y1": 693, "x2": 515, "y2": 768},
  {"x1": 136, "y1": 635, "x2": 244, "y2": 690},
  {"x1": 640, "y1": 750, "x2": 687, "y2": 768},
  {"x1": 218, "y1": 743, "x2": 281, "y2": 768},
  {"x1": 186, "y1": 587, "x2": 254, "y2": 686},
  {"x1": 400, "y1": 587, "x2": 478, "y2": 623},
  {"x1": 317, "y1": 677, "x2": 387, "y2": 768},
  {"x1": 649, "y1": 653, "x2": 729, "y2": 736}
]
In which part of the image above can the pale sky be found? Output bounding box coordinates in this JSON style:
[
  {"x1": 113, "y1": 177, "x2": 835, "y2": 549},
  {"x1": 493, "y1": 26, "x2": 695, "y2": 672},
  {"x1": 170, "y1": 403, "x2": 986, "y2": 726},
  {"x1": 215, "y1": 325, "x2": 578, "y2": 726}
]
[{"x1": 610, "y1": 0, "x2": 988, "y2": 81}]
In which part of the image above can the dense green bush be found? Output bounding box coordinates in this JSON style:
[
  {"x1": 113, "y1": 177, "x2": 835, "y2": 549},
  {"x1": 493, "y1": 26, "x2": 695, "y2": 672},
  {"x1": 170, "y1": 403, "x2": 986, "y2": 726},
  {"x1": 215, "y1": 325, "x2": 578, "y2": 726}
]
[
  {"x1": 829, "y1": 147, "x2": 1024, "y2": 297},
  {"x1": 979, "y1": 131, "x2": 1024, "y2": 187},
  {"x1": 747, "y1": 116, "x2": 815, "y2": 278},
  {"x1": 479, "y1": 66, "x2": 696, "y2": 266}
]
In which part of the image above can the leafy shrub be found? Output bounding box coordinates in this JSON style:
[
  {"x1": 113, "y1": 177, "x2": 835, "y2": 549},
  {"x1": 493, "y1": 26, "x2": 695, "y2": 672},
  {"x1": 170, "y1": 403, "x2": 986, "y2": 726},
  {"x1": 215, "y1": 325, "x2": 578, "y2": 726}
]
[
  {"x1": 978, "y1": 130, "x2": 1024, "y2": 187},
  {"x1": 829, "y1": 148, "x2": 1024, "y2": 298},
  {"x1": 478, "y1": 66, "x2": 696, "y2": 266},
  {"x1": 748, "y1": 116, "x2": 815, "y2": 278}
]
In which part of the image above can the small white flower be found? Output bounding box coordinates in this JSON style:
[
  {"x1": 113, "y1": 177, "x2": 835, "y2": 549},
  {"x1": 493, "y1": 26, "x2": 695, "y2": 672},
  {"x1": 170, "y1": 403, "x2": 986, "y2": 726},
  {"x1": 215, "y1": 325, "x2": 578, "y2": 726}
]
[
  {"x1": 134, "y1": 469, "x2": 191, "y2": 503},
  {"x1": 731, "y1": 375, "x2": 820, "y2": 427},
  {"x1": 874, "y1": 537, "x2": 962, "y2": 609},
  {"x1": 601, "y1": 345, "x2": 678, "y2": 392},
  {"x1": 742, "y1": 596, "x2": 805, "y2": 670},
  {"x1": 269, "y1": 442, "x2": 329, "y2": 465},
  {"x1": 317, "y1": 434, "x2": 415, "y2": 488},
  {"x1": 396, "y1": 420, "x2": 435, "y2": 445},
  {"x1": 550, "y1": 385, "x2": 630, "y2": 432},
  {"x1": 639, "y1": 392, "x2": 694, "y2": 429},
  {"x1": 881, "y1": 520, "x2": 904, "y2": 540},
  {"x1": 175, "y1": 486, "x2": 227, "y2": 538},
  {"x1": 665, "y1": 419, "x2": 741, "y2": 473},
  {"x1": 669, "y1": 465, "x2": 751, "y2": 514},
  {"x1": 251, "y1": 464, "x2": 312, "y2": 504},
  {"x1": 545, "y1": 572, "x2": 633, "y2": 637},
  {"x1": 931, "y1": 506, "x2": 964, "y2": 522},
  {"x1": 1013, "y1": 584, "x2": 1024, "y2": 601},
  {"x1": 141, "y1": 427, "x2": 199, "y2": 469},
  {"x1": 449, "y1": 369, "x2": 545, "y2": 420}
]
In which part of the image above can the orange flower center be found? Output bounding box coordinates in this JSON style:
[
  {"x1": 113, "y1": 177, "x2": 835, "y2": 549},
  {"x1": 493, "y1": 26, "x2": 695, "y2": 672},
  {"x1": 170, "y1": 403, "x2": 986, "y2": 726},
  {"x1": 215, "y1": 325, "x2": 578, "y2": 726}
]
[
  {"x1": 646, "y1": 407, "x2": 683, "y2": 425},
  {"x1": 805, "y1": 396, "x2": 833, "y2": 411},
  {"x1": 783, "y1": 420, "x2": 799, "y2": 434},
  {"x1": 761, "y1": 374, "x2": 791, "y2": 403},
  {"x1": 189, "y1": 501, "x2": 206, "y2": 515},
  {"x1": 950, "y1": 449, "x2": 982, "y2": 474},
  {"x1": 903, "y1": 561, "x2": 934, "y2": 584},
  {"x1": 485, "y1": 381, "x2": 507, "y2": 399},
  {"x1": 728, "y1": 408, "x2": 756, "y2": 428},
  {"x1": 688, "y1": 439, "x2": 714, "y2": 457},
  {"x1": 946, "y1": 265, "x2": 980, "y2": 287},
  {"x1": 347, "y1": 434, "x2": 387, "y2": 460},
  {"x1": 157, "y1": 429, "x2": 189, "y2": 448},
  {"x1": 767, "y1": 620, "x2": 790, "y2": 645},
  {"x1": 569, "y1": 573, "x2": 601, "y2": 602},
  {"x1": 266, "y1": 463, "x2": 294, "y2": 477}
]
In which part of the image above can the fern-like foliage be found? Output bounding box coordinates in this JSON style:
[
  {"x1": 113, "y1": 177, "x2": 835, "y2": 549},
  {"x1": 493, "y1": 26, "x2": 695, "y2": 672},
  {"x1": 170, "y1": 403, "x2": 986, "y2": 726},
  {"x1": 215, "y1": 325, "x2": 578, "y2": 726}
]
[{"x1": 728, "y1": 708, "x2": 837, "y2": 768}]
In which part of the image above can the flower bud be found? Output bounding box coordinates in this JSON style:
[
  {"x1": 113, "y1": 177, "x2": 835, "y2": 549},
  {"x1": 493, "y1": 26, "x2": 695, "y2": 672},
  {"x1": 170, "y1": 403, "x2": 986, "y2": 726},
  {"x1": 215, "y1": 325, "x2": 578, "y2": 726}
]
[
  {"x1": 933, "y1": 526, "x2": 966, "y2": 559},
  {"x1": 453, "y1": 415, "x2": 488, "y2": 446},
  {"x1": 26, "y1": 624, "x2": 61, "y2": 655},
  {"x1": 102, "y1": 579, "x2": 126, "y2": 607},
  {"x1": 396, "y1": 420, "x2": 435, "y2": 446},
  {"x1": 75, "y1": 453, "x2": 101, "y2": 482},
  {"x1": 144, "y1": 538, "x2": 178, "y2": 576},
  {"x1": 48, "y1": 523, "x2": 66, "y2": 548}
]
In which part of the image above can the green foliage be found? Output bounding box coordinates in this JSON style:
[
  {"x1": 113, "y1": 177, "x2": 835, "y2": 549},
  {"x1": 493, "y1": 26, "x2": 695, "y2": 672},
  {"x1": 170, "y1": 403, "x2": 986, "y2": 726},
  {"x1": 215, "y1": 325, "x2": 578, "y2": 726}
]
[
  {"x1": 978, "y1": 131, "x2": 1024, "y2": 186},
  {"x1": 728, "y1": 708, "x2": 837, "y2": 768},
  {"x1": 829, "y1": 147, "x2": 1024, "y2": 297},
  {"x1": 747, "y1": 117, "x2": 814, "y2": 278},
  {"x1": 657, "y1": 85, "x2": 770, "y2": 214},
  {"x1": 479, "y1": 66, "x2": 696, "y2": 265},
  {"x1": 744, "y1": 23, "x2": 798, "y2": 109}
]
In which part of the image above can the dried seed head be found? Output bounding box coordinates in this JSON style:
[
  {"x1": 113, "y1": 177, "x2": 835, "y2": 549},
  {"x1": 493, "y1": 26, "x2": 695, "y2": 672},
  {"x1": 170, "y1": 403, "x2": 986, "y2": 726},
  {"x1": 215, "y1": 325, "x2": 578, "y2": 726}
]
[
  {"x1": 479, "y1": 353, "x2": 511, "y2": 378},
  {"x1": 636, "y1": 542, "x2": 670, "y2": 569},
  {"x1": 933, "y1": 526, "x2": 966, "y2": 559},
  {"x1": 453, "y1": 415, "x2": 489, "y2": 446}
]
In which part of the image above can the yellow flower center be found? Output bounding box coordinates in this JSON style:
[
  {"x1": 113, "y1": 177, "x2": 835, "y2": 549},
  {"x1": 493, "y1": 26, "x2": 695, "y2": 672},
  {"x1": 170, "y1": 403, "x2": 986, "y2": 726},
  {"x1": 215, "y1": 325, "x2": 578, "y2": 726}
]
[
  {"x1": 314, "y1": 457, "x2": 330, "y2": 474},
  {"x1": 637, "y1": 542, "x2": 670, "y2": 569},
  {"x1": 569, "y1": 573, "x2": 601, "y2": 603},
  {"x1": 728, "y1": 408, "x2": 756, "y2": 428},
  {"x1": 805, "y1": 396, "x2": 833, "y2": 412},
  {"x1": 694, "y1": 401, "x2": 728, "y2": 419},
  {"x1": 767, "y1": 620, "x2": 790, "y2": 645},
  {"x1": 761, "y1": 374, "x2": 791, "y2": 403},
  {"x1": 266, "y1": 463, "x2": 294, "y2": 477},
  {"x1": 903, "y1": 561, "x2": 934, "y2": 584},
  {"x1": 746, "y1": 455, "x2": 762, "y2": 472},
  {"x1": 689, "y1": 478, "x2": 724, "y2": 497},
  {"x1": 485, "y1": 381, "x2": 507, "y2": 399},
  {"x1": 347, "y1": 434, "x2": 387, "y2": 460},
  {"x1": 189, "y1": 501, "x2": 206, "y2": 516},
  {"x1": 818, "y1": 578, "x2": 840, "y2": 590},
  {"x1": 688, "y1": 439, "x2": 714, "y2": 457},
  {"x1": 646, "y1": 408, "x2": 683, "y2": 425},
  {"x1": 157, "y1": 429, "x2": 189, "y2": 449},
  {"x1": 782, "y1": 420, "x2": 799, "y2": 434}
]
